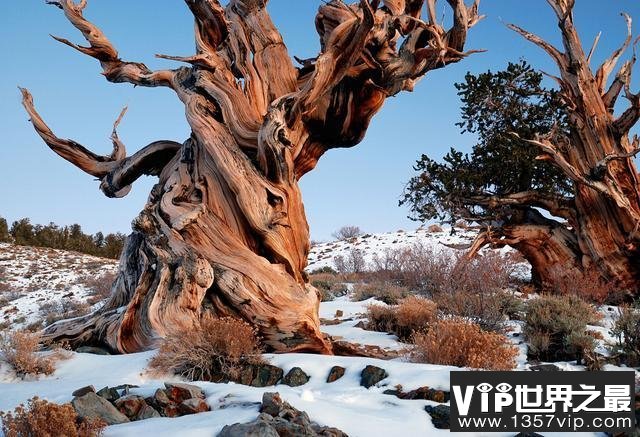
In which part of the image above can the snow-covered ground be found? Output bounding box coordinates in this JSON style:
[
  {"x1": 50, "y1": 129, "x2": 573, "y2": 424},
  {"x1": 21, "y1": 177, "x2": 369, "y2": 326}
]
[
  {"x1": 0, "y1": 230, "x2": 637, "y2": 436},
  {"x1": 0, "y1": 243, "x2": 117, "y2": 329},
  {"x1": 308, "y1": 226, "x2": 531, "y2": 281}
]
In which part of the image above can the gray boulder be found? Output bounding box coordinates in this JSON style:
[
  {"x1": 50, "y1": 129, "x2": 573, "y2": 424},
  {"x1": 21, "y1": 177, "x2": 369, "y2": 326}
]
[{"x1": 72, "y1": 392, "x2": 129, "y2": 425}]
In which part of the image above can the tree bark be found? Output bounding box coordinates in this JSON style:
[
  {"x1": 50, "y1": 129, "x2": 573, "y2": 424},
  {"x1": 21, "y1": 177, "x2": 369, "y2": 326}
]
[
  {"x1": 24, "y1": 0, "x2": 481, "y2": 353},
  {"x1": 470, "y1": 0, "x2": 640, "y2": 295}
]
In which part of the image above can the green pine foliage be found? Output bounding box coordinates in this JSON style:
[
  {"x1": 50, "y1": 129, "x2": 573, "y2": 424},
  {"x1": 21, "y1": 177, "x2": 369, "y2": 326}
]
[{"x1": 401, "y1": 61, "x2": 572, "y2": 224}]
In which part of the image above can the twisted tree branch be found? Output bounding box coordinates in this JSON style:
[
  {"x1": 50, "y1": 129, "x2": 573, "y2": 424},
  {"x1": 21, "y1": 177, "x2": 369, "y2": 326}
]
[
  {"x1": 21, "y1": 88, "x2": 181, "y2": 198},
  {"x1": 48, "y1": 0, "x2": 176, "y2": 89}
]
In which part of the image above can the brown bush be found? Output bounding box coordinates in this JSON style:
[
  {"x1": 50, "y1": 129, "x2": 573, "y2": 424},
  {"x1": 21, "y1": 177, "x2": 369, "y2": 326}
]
[
  {"x1": 366, "y1": 304, "x2": 398, "y2": 334},
  {"x1": 433, "y1": 288, "x2": 522, "y2": 333},
  {"x1": 610, "y1": 305, "x2": 640, "y2": 366},
  {"x1": 149, "y1": 315, "x2": 264, "y2": 382},
  {"x1": 427, "y1": 224, "x2": 443, "y2": 233},
  {"x1": 333, "y1": 248, "x2": 366, "y2": 274},
  {"x1": 0, "y1": 397, "x2": 105, "y2": 437},
  {"x1": 394, "y1": 296, "x2": 438, "y2": 339},
  {"x1": 546, "y1": 266, "x2": 617, "y2": 304},
  {"x1": 0, "y1": 331, "x2": 58, "y2": 377},
  {"x1": 366, "y1": 296, "x2": 438, "y2": 340},
  {"x1": 332, "y1": 226, "x2": 362, "y2": 241},
  {"x1": 40, "y1": 299, "x2": 91, "y2": 326},
  {"x1": 369, "y1": 245, "x2": 515, "y2": 302},
  {"x1": 81, "y1": 272, "x2": 116, "y2": 305},
  {"x1": 309, "y1": 273, "x2": 348, "y2": 302},
  {"x1": 524, "y1": 294, "x2": 601, "y2": 362},
  {"x1": 410, "y1": 318, "x2": 518, "y2": 370},
  {"x1": 352, "y1": 281, "x2": 409, "y2": 305}
]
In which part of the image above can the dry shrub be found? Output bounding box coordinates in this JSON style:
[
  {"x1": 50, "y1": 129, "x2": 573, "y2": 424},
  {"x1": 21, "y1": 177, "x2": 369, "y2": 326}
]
[
  {"x1": 546, "y1": 266, "x2": 617, "y2": 304},
  {"x1": 370, "y1": 244, "x2": 515, "y2": 299},
  {"x1": 366, "y1": 296, "x2": 437, "y2": 340},
  {"x1": 366, "y1": 304, "x2": 397, "y2": 334},
  {"x1": 427, "y1": 224, "x2": 443, "y2": 233},
  {"x1": 524, "y1": 294, "x2": 601, "y2": 362},
  {"x1": 149, "y1": 314, "x2": 264, "y2": 382},
  {"x1": 0, "y1": 331, "x2": 58, "y2": 377},
  {"x1": 416, "y1": 251, "x2": 520, "y2": 332},
  {"x1": 0, "y1": 397, "x2": 105, "y2": 437},
  {"x1": 81, "y1": 272, "x2": 116, "y2": 305},
  {"x1": 352, "y1": 281, "x2": 409, "y2": 305},
  {"x1": 610, "y1": 305, "x2": 640, "y2": 366},
  {"x1": 332, "y1": 226, "x2": 362, "y2": 241},
  {"x1": 410, "y1": 318, "x2": 518, "y2": 370},
  {"x1": 433, "y1": 288, "x2": 522, "y2": 333},
  {"x1": 309, "y1": 273, "x2": 348, "y2": 302},
  {"x1": 40, "y1": 299, "x2": 91, "y2": 326},
  {"x1": 394, "y1": 296, "x2": 438, "y2": 339},
  {"x1": 334, "y1": 248, "x2": 366, "y2": 274}
]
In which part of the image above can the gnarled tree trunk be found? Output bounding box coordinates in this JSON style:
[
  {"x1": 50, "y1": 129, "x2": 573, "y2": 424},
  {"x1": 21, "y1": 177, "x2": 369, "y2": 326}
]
[
  {"x1": 469, "y1": 0, "x2": 640, "y2": 295},
  {"x1": 23, "y1": 0, "x2": 481, "y2": 353}
]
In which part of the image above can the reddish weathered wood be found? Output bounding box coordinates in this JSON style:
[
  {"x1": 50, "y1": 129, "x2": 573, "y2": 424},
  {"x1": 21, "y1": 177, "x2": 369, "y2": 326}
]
[
  {"x1": 24, "y1": 0, "x2": 481, "y2": 353},
  {"x1": 470, "y1": 0, "x2": 640, "y2": 295}
]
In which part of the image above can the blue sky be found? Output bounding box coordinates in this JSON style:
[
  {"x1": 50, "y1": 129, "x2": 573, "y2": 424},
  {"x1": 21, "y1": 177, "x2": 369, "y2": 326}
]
[{"x1": 1, "y1": 0, "x2": 639, "y2": 240}]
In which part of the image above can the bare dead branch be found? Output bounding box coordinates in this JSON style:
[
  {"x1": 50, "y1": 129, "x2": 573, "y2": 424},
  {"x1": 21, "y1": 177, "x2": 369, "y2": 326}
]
[
  {"x1": 595, "y1": 13, "x2": 633, "y2": 93},
  {"x1": 507, "y1": 23, "x2": 567, "y2": 70},
  {"x1": 21, "y1": 88, "x2": 181, "y2": 198},
  {"x1": 462, "y1": 191, "x2": 577, "y2": 222},
  {"x1": 50, "y1": 0, "x2": 176, "y2": 89}
]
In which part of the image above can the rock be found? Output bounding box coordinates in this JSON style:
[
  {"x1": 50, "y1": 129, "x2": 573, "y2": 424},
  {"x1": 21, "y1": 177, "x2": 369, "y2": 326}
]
[
  {"x1": 360, "y1": 365, "x2": 388, "y2": 388},
  {"x1": 326, "y1": 366, "x2": 346, "y2": 383},
  {"x1": 72, "y1": 392, "x2": 130, "y2": 425},
  {"x1": 75, "y1": 346, "x2": 111, "y2": 355},
  {"x1": 282, "y1": 367, "x2": 310, "y2": 387},
  {"x1": 97, "y1": 386, "x2": 121, "y2": 403},
  {"x1": 425, "y1": 405, "x2": 450, "y2": 429},
  {"x1": 179, "y1": 398, "x2": 210, "y2": 415},
  {"x1": 353, "y1": 321, "x2": 366, "y2": 329},
  {"x1": 259, "y1": 392, "x2": 284, "y2": 417},
  {"x1": 152, "y1": 388, "x2": 172, "y2": 407},
  {"x1": 529, "y1": 364, "x2": 561, "y2": 371},
  {"x1": 114, "y1": 395, "x2": 148, "y2": 420},
  {"x1": 135, "y1": 404, "x2": 161, "y2": 420},
  {"x1": 387, "y1": 386, "x2": 450, "y2": 403},
  {"x1": 239, "y1": 364, "x2": 283, "y2": 387},
  {"x1": 335, "y1": 310, "x2": 344, "y2": 318},
  {"x1": 164, "y1": 382, "x2": 205, "y2": 402},
  {"x1": 219, "y1": 393, "x2": 348, "y2": 437},
  {"x1": 72, "y1": 385, "x2": 95, "y2": 397},
  {"x1": 218, "y1": 420, "x2": 279, "y2": 437}
]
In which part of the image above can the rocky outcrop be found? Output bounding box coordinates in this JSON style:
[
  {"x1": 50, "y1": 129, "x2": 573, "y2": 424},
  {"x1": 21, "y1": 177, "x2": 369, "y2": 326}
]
[
  {"x1": 218, "y1": 393, "x2": 348, "y2": 437},
  {"x1": 72, "y1": 392, "x2": 129, "y2": 425},
  {"x1": 70, "y1": 382, "x2": 210, "y2": 425}
]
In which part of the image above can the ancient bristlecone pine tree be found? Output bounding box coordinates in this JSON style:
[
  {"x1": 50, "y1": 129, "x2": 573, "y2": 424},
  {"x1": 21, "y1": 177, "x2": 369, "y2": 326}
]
[
  {"x1": 461, "y1": 0, "x2": 640, "y2": 294},
  {"x1": 22, "y1": 0, "x2": 481, "y2": 353}
]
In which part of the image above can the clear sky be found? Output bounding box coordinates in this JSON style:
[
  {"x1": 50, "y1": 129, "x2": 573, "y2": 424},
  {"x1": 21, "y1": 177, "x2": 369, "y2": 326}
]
[{"x1": 1, "y1": 1, "x2": 639, "y2": 241}]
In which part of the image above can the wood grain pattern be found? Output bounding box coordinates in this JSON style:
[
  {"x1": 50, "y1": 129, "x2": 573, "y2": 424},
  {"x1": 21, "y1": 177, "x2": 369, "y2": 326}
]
[{"x1": 24, "y1": 0, "x2": 481, "y2": 353}]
